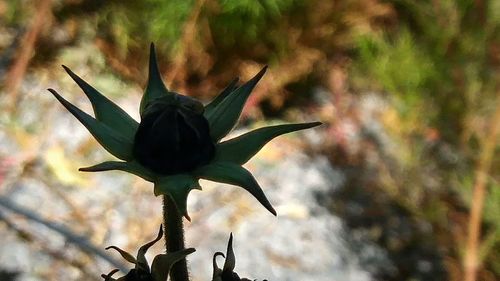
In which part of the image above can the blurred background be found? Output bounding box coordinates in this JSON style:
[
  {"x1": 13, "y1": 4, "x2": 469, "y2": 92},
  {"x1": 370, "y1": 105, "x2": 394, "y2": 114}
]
[{"x1": 0, "y1": 0, "x2": 499, "y2": 280}]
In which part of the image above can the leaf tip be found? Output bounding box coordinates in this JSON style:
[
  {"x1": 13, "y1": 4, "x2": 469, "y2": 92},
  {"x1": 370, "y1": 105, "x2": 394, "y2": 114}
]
[
  {"x1": 271, "y1": 208, "x2": 277, "y2": 216},
  {"x1": 47, "y1": 88, "x2": 58, "y2": 96},
  {"x1": 252, "y1": 65, "x2": 268, "y2": 82},
  {"x1": 157, "y1": 225, "x2": 164, "y2": 239},
  {"x1": 148, "y1": 43, "x2": 160, "y2": 79},
  {"x1": 61, "y1": 65, "x2": 79, "y2": 81},
  {"x1": 78, "y1": 165, "x2": 97, "y2": 172},
  {"x1": 149, "y1": 42, "x2": 155, "y2": 54}
]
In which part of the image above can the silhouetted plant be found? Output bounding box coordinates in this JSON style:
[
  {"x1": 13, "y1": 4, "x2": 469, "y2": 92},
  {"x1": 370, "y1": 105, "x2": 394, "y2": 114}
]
[
  {"x1": 102, "y1": 226, "x2": 195, "y2": 281},
  {"x1": 49, "y1": 43, "x2": 320, "y2": 280}
]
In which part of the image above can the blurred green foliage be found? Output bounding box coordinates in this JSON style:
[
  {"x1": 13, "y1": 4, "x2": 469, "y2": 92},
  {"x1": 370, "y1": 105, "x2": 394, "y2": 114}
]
[
  {"x1": 355, "y1": 0, "x2": 499, "y2": 142},
  {"x1": 2, "y1": 0, "x2": 27, "y2": 24},
  {"x1": 96, "y1": 0, "x2": 195, "y2": 53},
  {"x1": 355, "y1": 30, "x2": 436, "y2": 115},
  {"x1": 211, "y1": 0, "x2": 298, "y2": 42},
  {"x1": 94, "y1": 0, "x2": 302, "y2": 57}
]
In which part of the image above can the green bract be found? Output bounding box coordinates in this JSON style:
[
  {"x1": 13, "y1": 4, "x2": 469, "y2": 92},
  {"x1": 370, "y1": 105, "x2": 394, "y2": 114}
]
[
  {"x1": 49, "y1": 43, "x2": 321, "y2": 220},
  {"x1": 102, "y1": 226, "x2": 195, "y2": 281}
]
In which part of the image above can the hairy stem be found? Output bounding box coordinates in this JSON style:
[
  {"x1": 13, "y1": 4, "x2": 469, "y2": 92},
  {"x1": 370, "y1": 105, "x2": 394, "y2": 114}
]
[{"x1": 163, "y1": 195, "x2": 189, "y2": 281}]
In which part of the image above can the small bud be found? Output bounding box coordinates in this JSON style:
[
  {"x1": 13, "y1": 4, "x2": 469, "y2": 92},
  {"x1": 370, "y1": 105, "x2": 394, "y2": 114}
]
[
  {"x1": 103, "y1": 225, "x2": 195, "y2": 281},
  {"x1": 133, "y1": 94, "x2": 215, "y2": 175},
  {"x1": 212, "y1": 234, "x2": 268, "y2": 281}
]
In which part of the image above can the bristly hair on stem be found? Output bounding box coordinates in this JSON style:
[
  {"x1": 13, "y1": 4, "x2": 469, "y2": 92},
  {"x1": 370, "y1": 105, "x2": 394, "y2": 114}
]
[{"x1": 163, "y1": 195, "x2": 190, "y2": 281}]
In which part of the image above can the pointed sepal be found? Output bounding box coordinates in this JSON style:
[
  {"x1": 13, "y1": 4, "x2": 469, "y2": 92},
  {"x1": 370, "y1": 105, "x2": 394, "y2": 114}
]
[
  {"x1": 223, "y1": 233, "x2": 236, "y2": 273},
  {"x1": 79, "y1": 161, "x2": 156, "y2": 182},
  {"x1": 140, "y1": 43, "x2": 171, "y2": 116},
  {"x1": 105, "y1": 246, "x2": 137, "y2": 265},
  {"x1": 151, "y1": 248, "x2": 196, "y2": 281},
  {"x1": 154, "y1": 175, "x2": 200, "y2": 220},
  {"x1": 62, "y1": 65, "x2": 139, "y2": 141},
  {"x1": 194, "y1": 162, "x2": 276, "y2": 216},
  {"x1": 204, "y1": 77, "x2": 239, "y2": 115},
  {"x1": 48, "y1": 89, "x2": 133, "y2": 160},
  {"x1": 136, "y1": 225, "x2": 163, "y2": 273},
  {"x1": 216, "y1": 122, "x2": 322, "y2": 164},
  {"x1": 204, "y1": 66, "x2": 267, "y2": 142}
]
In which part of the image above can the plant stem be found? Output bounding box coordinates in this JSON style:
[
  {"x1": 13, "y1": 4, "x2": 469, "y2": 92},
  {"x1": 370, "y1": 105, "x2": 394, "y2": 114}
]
[
  {"x1": 163, "y1": 195, "x2": 189, "y2": 281},
  {"x1": 463, "y1": 101, "x2": 500, "y2": 281},
  {"x1": 5, "y1": 0, "x2": 52, "y2": 110}
]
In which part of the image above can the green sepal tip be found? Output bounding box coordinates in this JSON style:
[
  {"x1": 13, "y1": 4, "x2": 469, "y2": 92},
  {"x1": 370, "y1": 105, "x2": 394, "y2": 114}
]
[
  {"x1": 48, "y1": 88, "x2": 134, "y2": 161},
  {"x1": 61, "y1": 65, "x2": 139, "y2": 141},
  {"x1": 194, "y1": 162, "x2": 276, "y2": 216},
  {"x1": 79, "y1": 161, "x2": 156, "y2": 182},
  {"x1": 204, "y1": 77, "x2": 239, "y2": 114},
  {"x1": 215, "y1": 122, "x2": 322, "y2": 164},
  {"x1": 204, "y1": 66, "x2": 267, "y2": 142},
  {"x1": 140, "y1": 43, "x2": 172, "y2": 116}
]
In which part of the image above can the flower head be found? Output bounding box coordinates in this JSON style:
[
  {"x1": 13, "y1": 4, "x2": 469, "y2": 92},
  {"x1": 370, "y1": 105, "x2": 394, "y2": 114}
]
[
  {"x1": 133, "y1": 93, "x2": 215, "y2": 175},
  {"x1": 49, "y1": 43, "x2": 321, "y2": 220},
  {"x1": 102, "y1": 226, "x2": 195, "y2": 281}
]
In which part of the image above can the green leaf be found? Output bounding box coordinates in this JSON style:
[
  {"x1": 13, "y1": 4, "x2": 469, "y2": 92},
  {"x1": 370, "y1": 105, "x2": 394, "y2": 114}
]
[
  {"x1": 101, "y1": 269, "x2": 120, "y2": 281},
  {"x1": 194, "y1": 162, "x2": 276, "y2": 216},
  {"x1": 204, "y1": 77, "x2": 239, "y2": 114},
  {"x1": 136, "y1": 226, "x2": 163, "y2": 273},
  {"x1": 151, "y1": 248, "x2": 196, "y2": 281},
  {"x1": 204, "y1": 66, "x2": 267, "y2": 142},
  {"x1": 62, "y1": 65, "x2": 139, "y2": 141},
  {"x1": 49, "y1": 89, "x2": 133, "y2": 160},
  {"x1": 140, "y1": 43, "x2": 171, "y2": 116},
  {"x1": 154, "y1": 175, "x2": 201, "y2": 220},
  {"x1": 79, "y1": 161, "x2": 156, "y2": 182},
  {"x1": 216, "y1": 122, "x2": 322, "y2": 164},
  {"x1": 105, "y1": 246, "x2": 137, "y2": 265}
]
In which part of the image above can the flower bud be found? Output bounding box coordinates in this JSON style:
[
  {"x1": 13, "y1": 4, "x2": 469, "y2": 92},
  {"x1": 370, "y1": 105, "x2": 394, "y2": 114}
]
[{"x1": 133, "y1": 94, "x2": 215, "y2": 175}]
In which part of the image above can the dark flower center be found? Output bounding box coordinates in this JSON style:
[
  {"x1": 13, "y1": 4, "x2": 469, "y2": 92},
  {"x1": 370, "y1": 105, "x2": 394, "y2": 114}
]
[{"x1": 133, "y1": 95, "x2": 215, "y2": 175}]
